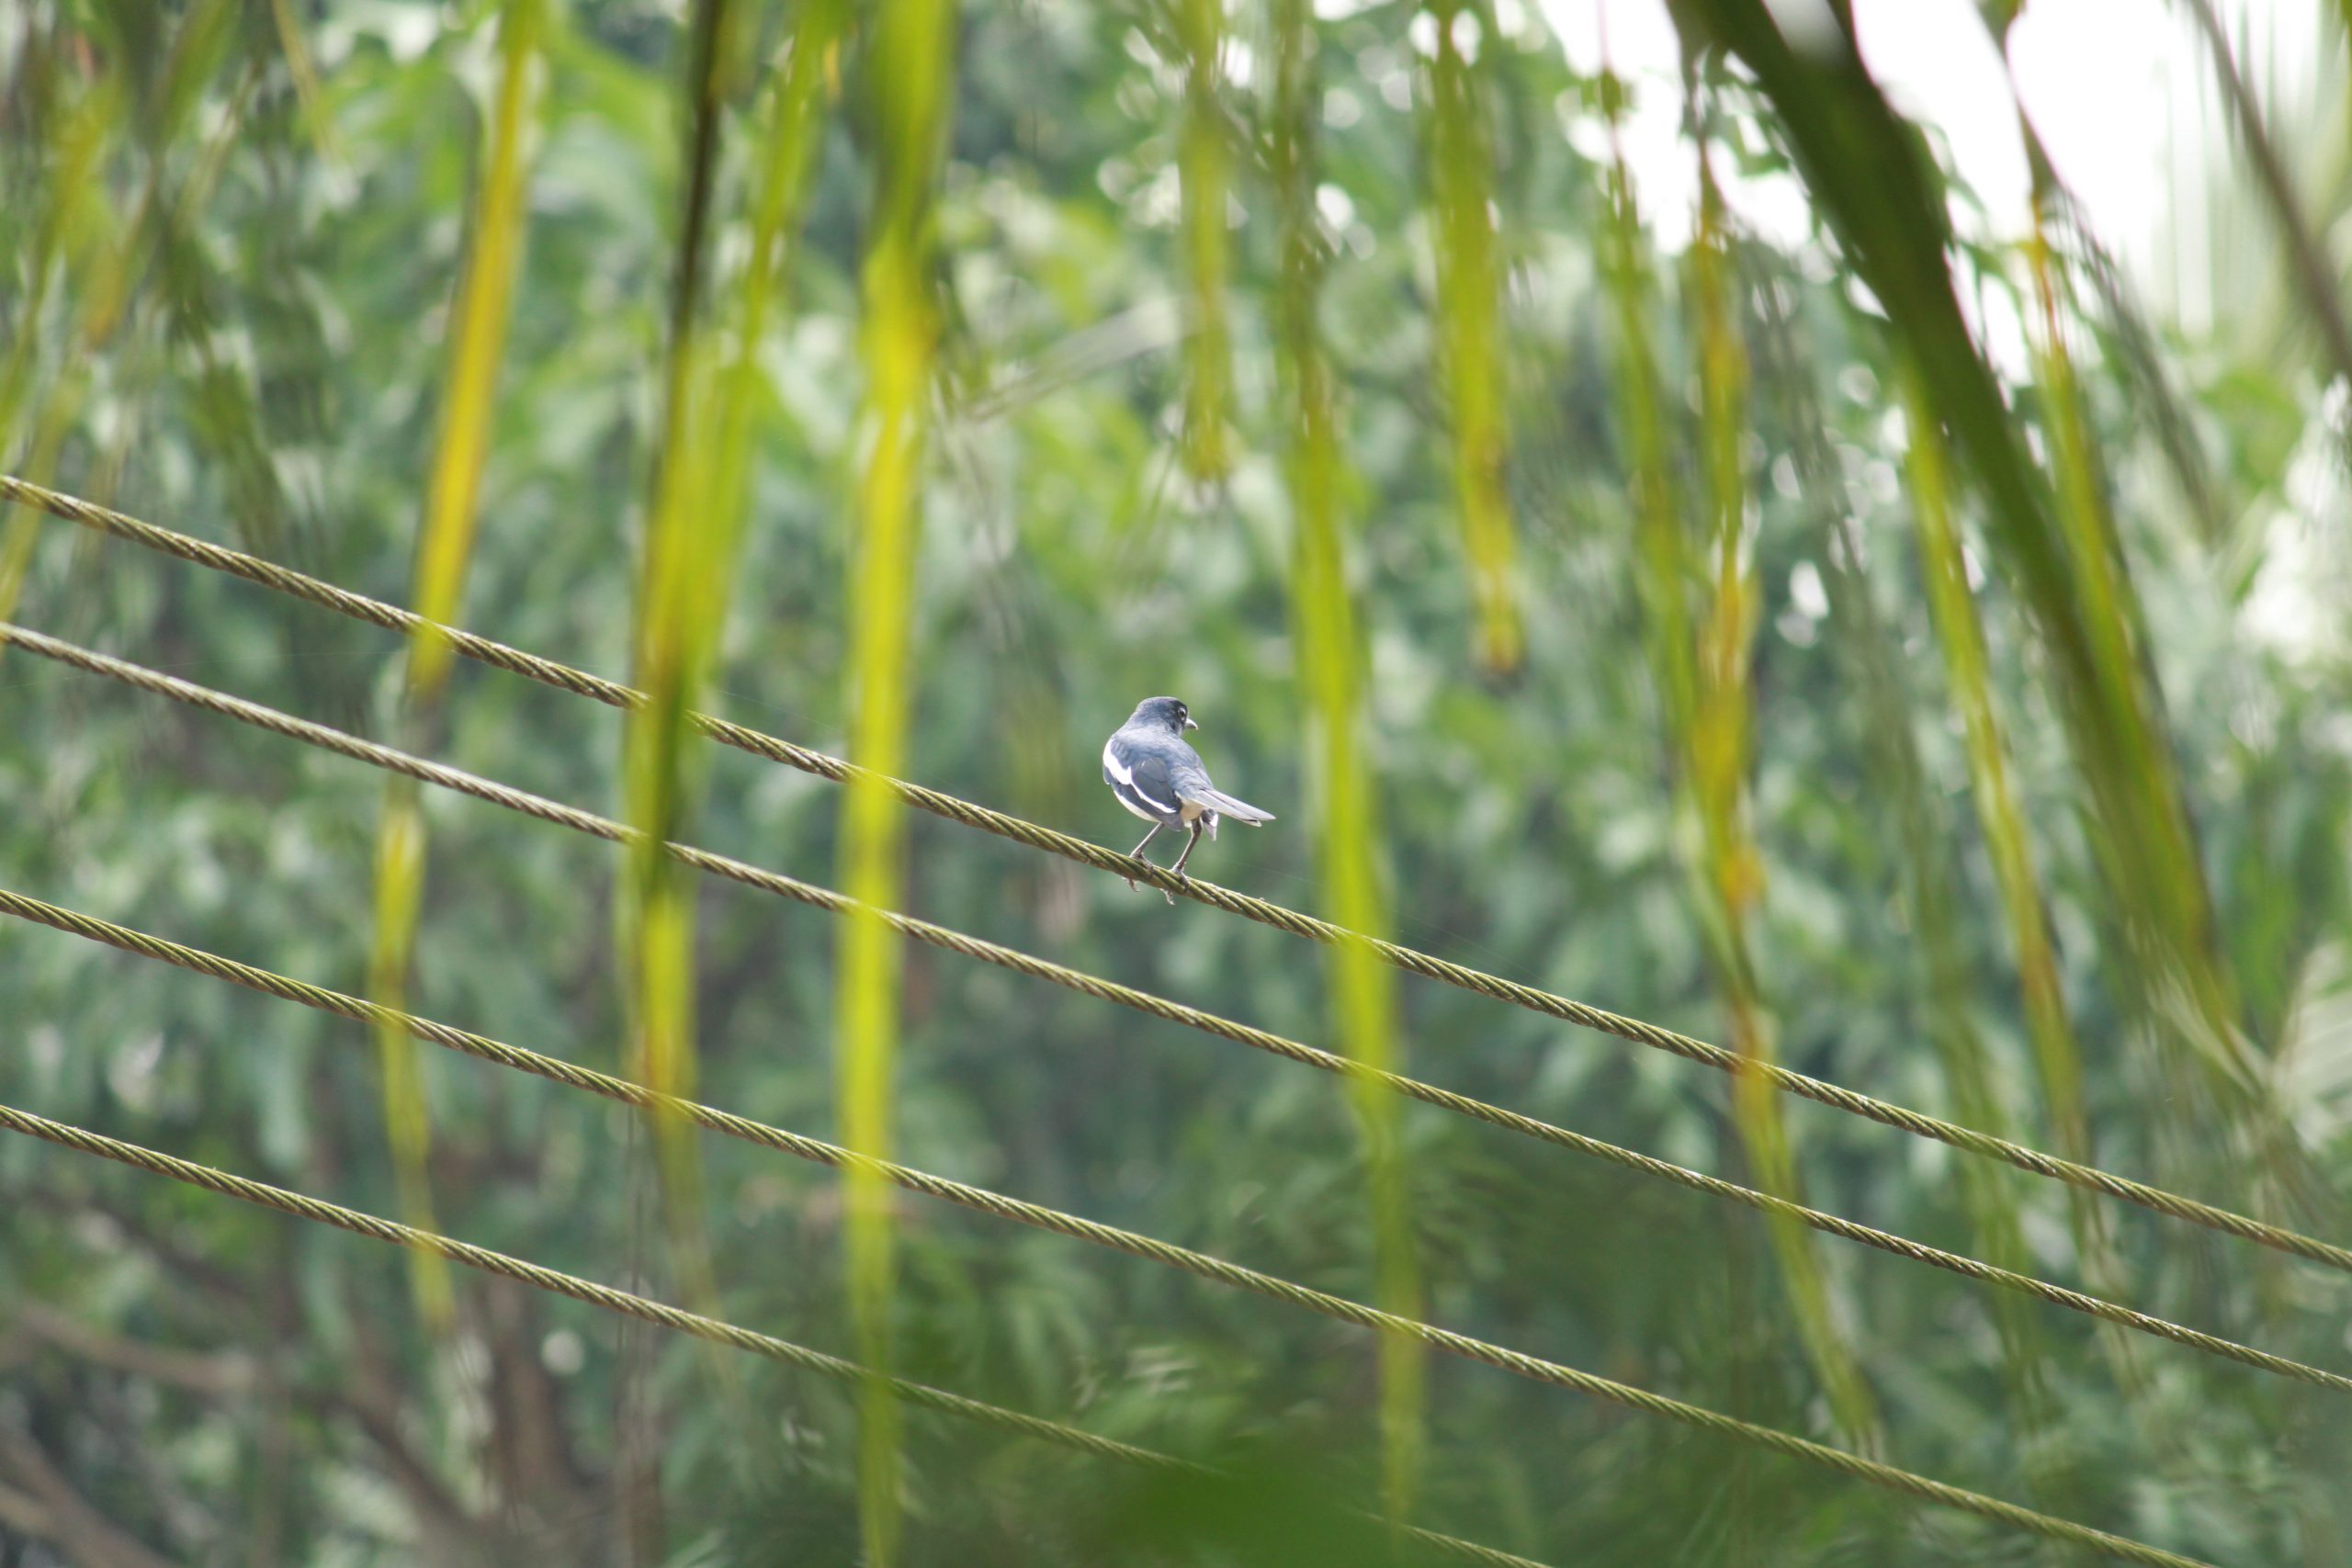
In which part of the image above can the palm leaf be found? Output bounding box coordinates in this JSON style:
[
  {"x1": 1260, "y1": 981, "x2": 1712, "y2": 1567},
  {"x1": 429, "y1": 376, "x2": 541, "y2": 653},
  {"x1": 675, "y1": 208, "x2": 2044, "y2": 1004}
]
[
  {"x1": 1684, "y1": 0, "x2": 2307, "y2": 1222},
  {"x1": 2176, "y1": 0, "x2": 2352, "y2": 400}
]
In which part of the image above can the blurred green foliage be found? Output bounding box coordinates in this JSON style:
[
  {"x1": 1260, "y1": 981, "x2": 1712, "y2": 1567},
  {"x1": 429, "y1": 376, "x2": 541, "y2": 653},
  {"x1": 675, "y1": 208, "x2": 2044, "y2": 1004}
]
[{"x1": 4, "y1": 1, "x2": 2352, "y2": 1565}]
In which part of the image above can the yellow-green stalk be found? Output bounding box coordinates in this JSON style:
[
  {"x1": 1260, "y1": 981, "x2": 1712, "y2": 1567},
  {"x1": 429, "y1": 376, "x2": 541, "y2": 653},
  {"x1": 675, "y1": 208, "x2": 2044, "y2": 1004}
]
[
  {"x1": 1686, "y1": 155, "x2": 1878, "y2": 1450},
  {"x1": 1176, "y1": 0, "x2": 1231, "y2": 480},
  {"x1": 1, "y1": 43, "x2": 123, "y2": 629},
  {"x1": 1903, "y1": 367, "x2": 2147, "y2": 1414},
  {"x1": 2018, "y1": 197, "x2": 2301, "y2": 1219},
  {"x1": 1814, "y1": 439, "x2": 2056, "y2": 1498},
  {"x1": 1600, "y1": 78, "x2": 1874, "y2": 1445},
  {"x1": 365, "y1": 0, "x2": 546, "y2": 1327},
  {"x1": 841, "y1": 0, "x2": 957, "y2": 1560},
  {"x1": 619, "y1": 0, "x2": 755, "y2": 1394},
  {"x1": 1420, "y1": 0, "x2": 1519, "y2": 672},
  {"x1": 1272, "y1": 0, "x2": 1424, "y2": 1528},
  {"x1": 1904, "y1": 374, "x2": 2094, "y2": 1209},
  {"x1": 265, "y1": 0, "x2": 338, "y2": 160}
]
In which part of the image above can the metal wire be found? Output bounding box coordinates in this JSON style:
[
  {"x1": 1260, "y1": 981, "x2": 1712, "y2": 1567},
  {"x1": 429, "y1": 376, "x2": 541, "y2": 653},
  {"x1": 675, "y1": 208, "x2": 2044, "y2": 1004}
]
[
  {"x1": 6, "y1": 473, "x2": 2344, "y2": 1278},
  {"x1": 0, "y1": 1100, "x2": 1557, "y2": 1568},
  {"x1": 6, "y1": 626, "x2": 2348, "y2": 1400},
  {"x1": 0, "y1": 1100, "x2": 2217, "y2": 1567}
]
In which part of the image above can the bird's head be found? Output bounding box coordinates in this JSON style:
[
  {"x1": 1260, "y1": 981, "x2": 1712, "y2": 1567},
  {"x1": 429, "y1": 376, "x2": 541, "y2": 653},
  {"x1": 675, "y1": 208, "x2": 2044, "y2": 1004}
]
[{"x1": 1130, "y1": 695, "x2": 1197, "y2": 734}]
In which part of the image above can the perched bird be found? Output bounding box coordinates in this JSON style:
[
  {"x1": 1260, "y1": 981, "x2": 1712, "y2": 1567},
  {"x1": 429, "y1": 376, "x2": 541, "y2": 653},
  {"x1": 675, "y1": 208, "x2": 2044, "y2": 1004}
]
[{"x1": 1102, "y1": 695, "x2": 1275, "y2": 902}]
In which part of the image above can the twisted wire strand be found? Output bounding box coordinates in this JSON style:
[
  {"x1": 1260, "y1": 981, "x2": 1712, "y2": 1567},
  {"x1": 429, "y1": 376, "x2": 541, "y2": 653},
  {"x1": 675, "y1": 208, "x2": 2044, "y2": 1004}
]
[
  {"x1": 0, "y1": 1100, "x2": 1554, "y2": 1568},
  {"x1": 0, "y1": 1106, "x2": 2214, "y2": 1568},
  {"x1": 5, "y1": 626, "x2": 2348, "y2": 1397},
  {"x1": 6, "y1": 474, "x2": 2345, "y2": 1278}
]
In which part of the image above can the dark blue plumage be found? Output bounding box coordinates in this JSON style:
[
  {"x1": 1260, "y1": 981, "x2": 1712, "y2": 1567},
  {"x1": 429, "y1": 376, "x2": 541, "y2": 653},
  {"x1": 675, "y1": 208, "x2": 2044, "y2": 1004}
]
[{"x1": 1102, "y1": 696, "x2": 1274, "y2": 901}]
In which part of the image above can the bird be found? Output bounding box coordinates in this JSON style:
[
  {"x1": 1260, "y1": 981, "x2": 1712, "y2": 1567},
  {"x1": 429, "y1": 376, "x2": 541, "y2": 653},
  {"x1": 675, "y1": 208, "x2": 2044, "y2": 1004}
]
[{"x1": 1102, "y1": 695, "x2": 1275, "y2": 903}]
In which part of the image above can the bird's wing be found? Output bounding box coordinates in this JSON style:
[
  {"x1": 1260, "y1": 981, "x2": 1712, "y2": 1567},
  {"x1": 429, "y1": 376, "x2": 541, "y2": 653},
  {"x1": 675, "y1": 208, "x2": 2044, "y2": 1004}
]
[
  {"x1": 1103, "y1": 732, "x2": 1183, "y2": 821},
  {"x1": 1164, "y1": 753, "x2": 1214, "y2": 802}
]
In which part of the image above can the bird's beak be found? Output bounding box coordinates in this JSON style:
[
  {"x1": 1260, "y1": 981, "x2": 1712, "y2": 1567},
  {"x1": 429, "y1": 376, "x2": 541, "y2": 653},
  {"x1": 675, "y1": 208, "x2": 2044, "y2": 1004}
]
[{"x1": 1184, "y1": 717, "x2": 1199, "y2": 730}]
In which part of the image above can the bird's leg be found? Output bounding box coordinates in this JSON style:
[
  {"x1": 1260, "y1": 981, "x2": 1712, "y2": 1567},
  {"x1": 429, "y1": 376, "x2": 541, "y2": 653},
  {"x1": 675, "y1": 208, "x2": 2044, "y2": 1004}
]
[
  {"x1": 1168, "y1": 819, "x2": 1205, "y2": 886},
  {"x1": 1124, "y1": 825, "x2": 1159, "y2": 892}
]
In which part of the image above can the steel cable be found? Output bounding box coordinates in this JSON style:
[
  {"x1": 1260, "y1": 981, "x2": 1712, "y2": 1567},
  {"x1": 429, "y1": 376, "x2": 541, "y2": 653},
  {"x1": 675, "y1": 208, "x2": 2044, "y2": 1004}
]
[
  {"x1": 5, "y1": 624, "x2": 2348, "y2": 1397},
  {"x1": 6, "y1": 473, "x2": 2344, "y2": 1277}
]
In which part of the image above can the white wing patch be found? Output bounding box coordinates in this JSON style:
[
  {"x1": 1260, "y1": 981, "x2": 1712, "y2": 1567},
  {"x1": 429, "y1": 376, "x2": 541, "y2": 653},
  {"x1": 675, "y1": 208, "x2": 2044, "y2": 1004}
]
[
  {"x1": 1101, "y1": 738, "x2": 1136, "y2": 790},
  {"x1": 1103, "y1": 737, "x2": 1177, "y2": 819}
]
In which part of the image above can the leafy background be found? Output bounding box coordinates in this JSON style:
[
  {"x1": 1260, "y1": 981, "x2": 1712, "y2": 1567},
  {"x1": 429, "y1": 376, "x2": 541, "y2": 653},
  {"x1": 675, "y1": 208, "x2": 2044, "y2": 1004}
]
[{"x1": 5, "y1": 0, "x2": 2352, "y2": 1564}]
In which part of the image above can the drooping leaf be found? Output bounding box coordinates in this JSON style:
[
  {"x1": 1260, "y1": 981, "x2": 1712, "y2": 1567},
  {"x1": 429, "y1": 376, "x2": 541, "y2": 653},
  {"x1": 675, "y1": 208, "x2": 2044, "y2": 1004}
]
[
  {"x1": 1420, "y1": 0, "x2": 1520, "y2": 673},
  {"x1": 1272, "y1": 0, "x2": 1424, "y2": 1527},
  {"x1": 1176, "y1": 0, "x2": 1232, "y2": 482},
  {"x1": 1683, "y1": 0, "x2": 2304, "y2": 1219},
  {"x1": 366, "y1": 0, "x2": 548, "y2": 1328},
  {"x1": 839, "y1": 0, "x2": 959, "y2": 1561}
]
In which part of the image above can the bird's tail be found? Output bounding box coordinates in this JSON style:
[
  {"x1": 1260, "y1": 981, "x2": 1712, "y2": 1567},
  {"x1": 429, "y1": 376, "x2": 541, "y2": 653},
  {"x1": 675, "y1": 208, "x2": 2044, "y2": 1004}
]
[{"x1": 1191, "y1": 788, "x2": 1274, "y2": 829}]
